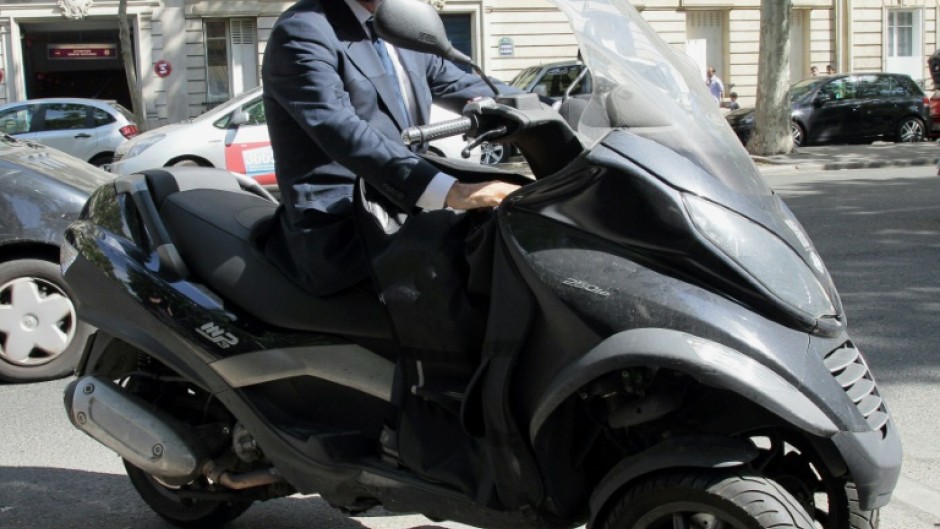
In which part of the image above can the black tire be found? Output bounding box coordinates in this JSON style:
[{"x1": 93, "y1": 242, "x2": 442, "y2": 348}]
[
  {"x1": 0, "y1": 259, "x2": 92, "y2": 382},
  {"x1": 896, "y1": 117, "x2": 925, "y2": 143},
  {"x1": 598, "y1": 470, "x2": 816, "y2": 529},
  {"x1": 124, "y1": 460, "x2": 252, "y2": 529},
  {"x1": 89, "y1": 153, "x2": 114, "y2": 167},
  {"x1": 750, "y1": 432, "x2": 878, "y2": 529},
  {"x1": 846, "y1": 482, "x2": 879, "y2": 529}
]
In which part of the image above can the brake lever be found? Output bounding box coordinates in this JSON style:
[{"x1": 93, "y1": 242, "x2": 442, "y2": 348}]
[{"x1": 461, "y1": 126, "x2": 508, "y2": 158}]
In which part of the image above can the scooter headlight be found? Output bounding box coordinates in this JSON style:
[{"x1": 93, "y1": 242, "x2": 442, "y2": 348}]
[{"x1": 684, "y1": 194, "x2": 836, "y2": 319}]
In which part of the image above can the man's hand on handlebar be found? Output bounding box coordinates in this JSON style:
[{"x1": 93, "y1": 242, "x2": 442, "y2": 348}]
[{"x1": 446, "y1": 181, "x2": 521, "y2": 210}]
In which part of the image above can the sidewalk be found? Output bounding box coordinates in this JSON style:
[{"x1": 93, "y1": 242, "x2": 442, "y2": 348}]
[{"x1": 752, "y1": 141, "x2": 940, "y2": 172}]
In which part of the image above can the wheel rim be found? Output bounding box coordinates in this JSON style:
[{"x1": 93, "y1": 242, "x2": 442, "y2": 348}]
[
  {"x1": 900, "y1": 120, "x2": 923, "y2": 142},
  {"x1": 791, "y1": 123, "x2": 804, "y2": 146},
  {"x1": 634, "y1": 501, "x2": 748, "y2": 529},
  {"x1": 480, "y1": 142, "x2": 505, "y2": 165},
  {"x1": 0, "y1": 276, "x2": 76, "y2": 366}
]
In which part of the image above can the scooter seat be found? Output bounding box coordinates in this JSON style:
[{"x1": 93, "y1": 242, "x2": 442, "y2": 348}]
[{"x1": 158, "y1": 185, "x2": 393, "y2": 339}]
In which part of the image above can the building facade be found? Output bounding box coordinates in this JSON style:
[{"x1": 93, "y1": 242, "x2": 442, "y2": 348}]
[{"x1": 0, "y1": 0, "x2": 937, "y2": 127}]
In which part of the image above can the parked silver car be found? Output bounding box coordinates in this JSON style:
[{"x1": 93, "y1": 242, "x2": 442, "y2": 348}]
[
  {"x1": 0, "y1": 98, "x2": 139, "y2": 166},
  {"x1": 109, "y1": 87, "x2": 481, "y2": 185}
]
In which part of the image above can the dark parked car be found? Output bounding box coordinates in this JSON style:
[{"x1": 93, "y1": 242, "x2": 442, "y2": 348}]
[
  {"x1": 0, "y1": 134, "x2": 111, "y2": 382},
  {"x1": 726, "y1": 73, "x2": 929, "y2": 146}
]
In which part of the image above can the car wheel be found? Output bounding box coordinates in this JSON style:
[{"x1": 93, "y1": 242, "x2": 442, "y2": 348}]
[
  {"x1": 480, "y1": 142, "x2": 511, "y2": 165},
  {"x1": 0, "y1": 259, "x2": 91, "y2": 382},
  {"x1": 124, "y1": 460, "x2": 252, "y2": 529},
  {"x1": 89, "y1": 153, "x2": 114, "y2": 167},
  {"x1": 897, "y1": 117, "x2": 925, "y2": 143},
  {"x1": 791, "y1": 122, "x2": 806, "y2": 147},
  {"x1": 171, "y1": 159, "x2": 203, "y2": 168}
]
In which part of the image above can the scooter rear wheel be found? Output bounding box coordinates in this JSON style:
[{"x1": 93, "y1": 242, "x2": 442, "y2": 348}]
[
  {"x1": 598, "y1": 470, "x2": 815, "y2": 529},
  {"x1": 123, "y1": 459, "x2": 252, "y2": 529}
]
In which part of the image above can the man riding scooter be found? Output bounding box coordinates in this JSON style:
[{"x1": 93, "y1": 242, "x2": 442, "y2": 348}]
[{"x1": 262, "y1": 0, "x2": 525, "y2": 357}]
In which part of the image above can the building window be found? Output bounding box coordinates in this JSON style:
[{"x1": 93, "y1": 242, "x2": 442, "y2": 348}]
[
  {"x1": 204, "y1": 19, "x2": 259, "y2": 106},
  {"x1": 887, "y1": 11, "x2": 914, "y2": 58}
]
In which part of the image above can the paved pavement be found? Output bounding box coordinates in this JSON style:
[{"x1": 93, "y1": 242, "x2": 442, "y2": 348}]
[{"x1": 753, "y1": 140, "x2": 940, "y2": 171}]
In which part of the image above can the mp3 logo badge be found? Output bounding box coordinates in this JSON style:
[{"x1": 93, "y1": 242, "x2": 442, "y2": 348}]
[{"x1": 196, "y1": 323, "x2": 239, "y2": 349}]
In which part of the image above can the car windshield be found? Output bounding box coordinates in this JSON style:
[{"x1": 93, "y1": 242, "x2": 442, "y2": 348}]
[
  {"x1": 789, "y1": 78, "x2": 822, "y2": 101},
  {"x1": 193, "y1": 87, "x2": 263, "y2": 124},
  {"x1": 510, "y1": 67, "x2": 541, "y2": 90},
  {"x1": 550, "y1": 0, "x2": 769, "y2": 196}
]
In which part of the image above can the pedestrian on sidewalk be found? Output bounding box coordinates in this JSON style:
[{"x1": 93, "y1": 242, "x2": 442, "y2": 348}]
[{"x1": 706, "y1": 66, "x2": 724, "y2": 104}]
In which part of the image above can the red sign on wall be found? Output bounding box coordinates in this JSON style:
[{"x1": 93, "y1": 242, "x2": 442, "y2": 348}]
[
  {"x1": 154, "y1": 60, "x2": 172, "y2": 78},
  {"x1": 48, "y1": 44, "x2": 116, "y2": 60}
]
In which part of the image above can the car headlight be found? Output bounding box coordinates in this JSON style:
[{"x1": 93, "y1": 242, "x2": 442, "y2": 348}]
[
  {"x1": 684, "y1": 194, "x2": 836, "y2": 319},
  {"x1": 121, "y1": 134, "x2": 165, "y2": 159}
]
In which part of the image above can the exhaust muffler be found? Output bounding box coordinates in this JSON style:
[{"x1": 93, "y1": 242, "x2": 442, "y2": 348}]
[{"x1": 65, "y1": 375, "x2": 205, "y2": 486}]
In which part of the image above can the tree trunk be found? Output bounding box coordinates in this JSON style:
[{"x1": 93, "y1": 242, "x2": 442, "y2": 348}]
[
  {"x1": 118, "y1": 0, "x2": 147, "y2": 131},
  {"x1": 747, "y1": 0, "x2": 791, "y2": 155}
]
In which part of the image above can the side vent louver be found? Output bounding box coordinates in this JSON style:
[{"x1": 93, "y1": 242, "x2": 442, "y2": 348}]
[{"x1": 824, "y1": 343, "x2": 889, "y2": 436}]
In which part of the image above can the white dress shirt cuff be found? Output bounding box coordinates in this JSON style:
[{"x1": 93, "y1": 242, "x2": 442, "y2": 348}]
[{"x1": 416, "y1": 172, "x2": 456, "y2": 210}]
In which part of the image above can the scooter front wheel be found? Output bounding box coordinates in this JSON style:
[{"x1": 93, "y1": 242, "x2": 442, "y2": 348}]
[
  {"x1": 598, "y1": 470, "x2": 815, "y2": 529},
  {"x1": 124, "y1": 459, "x2": 252, "y2": 529}
]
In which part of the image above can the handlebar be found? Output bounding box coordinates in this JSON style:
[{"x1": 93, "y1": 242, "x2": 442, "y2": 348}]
[{"x1": 401, "y1": 117, "x2": 473, "y2": 146}]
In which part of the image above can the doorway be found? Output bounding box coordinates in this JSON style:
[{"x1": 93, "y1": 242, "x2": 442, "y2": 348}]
[{"x1": 20, "y1": 21, "x2": 131, "y2": 109}]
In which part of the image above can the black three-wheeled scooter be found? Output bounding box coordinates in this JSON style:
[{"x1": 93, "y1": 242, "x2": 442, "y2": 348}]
[{"x1": 62, "y1": 0, "x2": 900, "y2": 527}]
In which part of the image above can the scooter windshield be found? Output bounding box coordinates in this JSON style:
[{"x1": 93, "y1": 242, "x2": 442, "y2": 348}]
[{"x1": 550, "y1": 0, "x2": 770, "y2": 196}]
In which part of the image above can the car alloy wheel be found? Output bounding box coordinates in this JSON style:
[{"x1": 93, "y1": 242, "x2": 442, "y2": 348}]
[
  {"x1": 480, "y1": 142, "x2": 510, "y2": 165},
  {"x1": 898, "y1": 118, "x2": 925, "y2": 143},
  {"x1": 791, "y1": 122, "x2": 805, "y2": 147}
]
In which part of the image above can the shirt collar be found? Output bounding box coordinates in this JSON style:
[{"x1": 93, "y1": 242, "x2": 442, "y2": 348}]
[{"x1": 343, "y1": 0, "x2": 372, "y2": 32}]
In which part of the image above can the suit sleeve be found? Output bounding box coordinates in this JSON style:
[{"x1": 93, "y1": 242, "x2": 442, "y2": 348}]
[
  {"x1": 263, "y1": 16, "x2": 438, "y2": 213},
  {"x1": 423, "y1": 55, "x2": 523, "y2": 114}
]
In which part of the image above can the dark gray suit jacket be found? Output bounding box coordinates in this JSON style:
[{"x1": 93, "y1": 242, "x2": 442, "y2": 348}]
[{"x1": 262, "y1": 0, "x2": 498, "y2": 296}]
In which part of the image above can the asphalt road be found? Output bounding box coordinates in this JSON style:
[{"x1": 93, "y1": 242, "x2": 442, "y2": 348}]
[
  {"x1": 764, "y1": 165, "x2": 940, "y2": 528},
  {"x1": 1, "y1": 165, "x2": 939, "y2": 529}
]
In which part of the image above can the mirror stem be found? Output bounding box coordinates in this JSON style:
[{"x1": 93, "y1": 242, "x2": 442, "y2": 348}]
[{"x1": 471, "y1": 64, "x2": 501, "y2": 97}]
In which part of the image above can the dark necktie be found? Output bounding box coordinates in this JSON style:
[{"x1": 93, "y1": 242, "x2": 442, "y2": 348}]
[{"x1": 366, "y1": 18, "x2": 411, "y2": 127}]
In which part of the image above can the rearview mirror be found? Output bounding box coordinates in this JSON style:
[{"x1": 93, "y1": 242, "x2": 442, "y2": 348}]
[
  {"x1": 230, "y1": 109, "x2": 249, "y2": 127},
  {"x1": 374, "y1": 0, "x2": 498, "y2": 96},
  {"x1": 374, "y1": 0, "x2": 471, "y2": 65}
]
